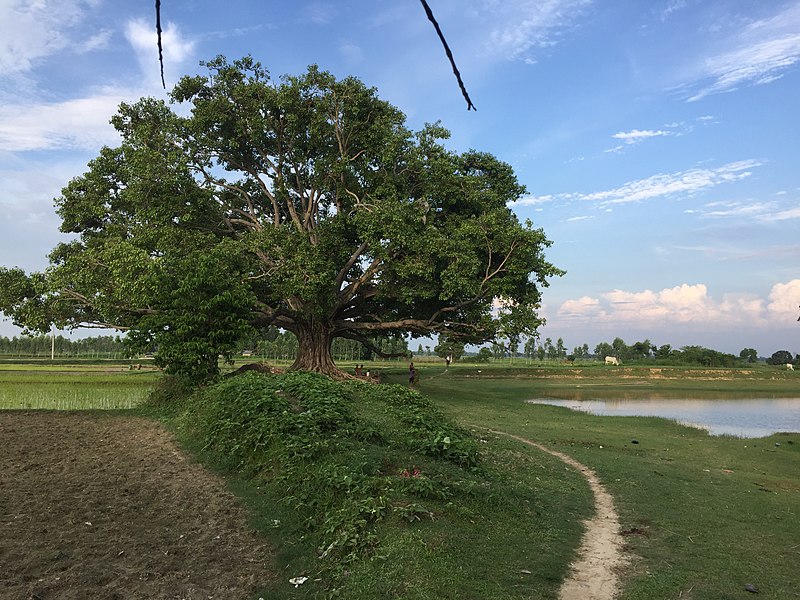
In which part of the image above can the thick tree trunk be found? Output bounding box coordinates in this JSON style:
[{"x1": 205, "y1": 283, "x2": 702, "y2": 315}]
[{"x1": 289, "y1": 319, "x2": 347, "y2": 378}]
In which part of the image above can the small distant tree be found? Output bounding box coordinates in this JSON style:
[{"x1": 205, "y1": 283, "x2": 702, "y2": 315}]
[
  {"x1": 491, "y1": 341, "x2": 506, "y2": 360},
  {"x1": 654, "y1": 344, "x2": 672, "y2": 360},
  {"x1": 739, "y1": 348, "x2": 758, "y2": 363},
  {"x1": 611, "y1": 337, "x2": 629, "y2": 361},
  {"x1": 542, "y1": 337, "x2": 556, "y2": 360},
  {"x1": 571, "y1": 343, "x2": 589, "y2": 359},
  {"x1": 434, "y1": 338, "x2": 465, "y2": 362},
  {"x1": 475, "y1": 347, "x2": 492, "y2": 363},
  {"x1": 524, "y1": 336, "x2": 538, "y2": 360},
  {"x1": 768, "y1": 350, "x2": 794, "y2": 365},
  {"x1": 594, "y1": 342, "x2": 613, "y2": 360},
  {"x1": 630, "y1": 339, "x2": 653, "y2": 360}
]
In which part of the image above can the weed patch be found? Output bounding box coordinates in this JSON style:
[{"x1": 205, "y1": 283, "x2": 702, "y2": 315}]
[{"x1": 170, "y1": 374, "x2": 481, "y2": 591}]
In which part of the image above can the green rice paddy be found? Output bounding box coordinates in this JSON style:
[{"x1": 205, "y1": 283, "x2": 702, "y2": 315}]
[{"x1": 0, "y1": 363, "x2": 158, "y2": 410}]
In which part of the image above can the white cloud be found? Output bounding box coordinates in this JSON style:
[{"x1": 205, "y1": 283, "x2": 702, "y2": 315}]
[
  {"x1": 759, "y1": 206, "x2": 800, "y2": 222},
  {"x1": 339, "y1": 41, "x2": 365, "y2": 64},
  {"x1": 581, "y1": 160, "x2": 761, "y2": 206},
  {"x1": 513, "y1": 194, "x2": 554, "y2": 206},
  {"x1": 686, "y1": 4, "x2": 800, "y2": 101},
  {"x1": 701, "y1": 200, "x2": 776, "y2": 218},
  {"x1": 684, "y1": 198, "x2": 800, "y2": 222},
  {"x1": 484, "y1": 0, "x2": 592, "y2": 61},
  {"x1": 604, "y1": 284, "x2": 718, "y2": 323},
  {"x1": 555, "y1": 281, "x2": 800, "y2": 327},
  {"x1": 0, "y1": 0, "x2": 113, "y2": 75},
  {"x1": 0, "y1": 91, "x2": 123, "y2": 152},
  {"x1": 557, "y1": 295, "x2": 606, "y2": 320},
  {"x1": 77, "y1": 29, "x2": 113, "y2": 54},
  {"x1": 605, "y1": 121, "x2": 697, "y2": 153},
  {"x1": 513, "y1": 160, "x2": 762, "y2": 210},
  {"x1": 0, "y1": 17, "x2": 199, "y2": 154},
  {"x1": 767, "y1": 279, "x2": 800, "y2": 321},
  {"x1": 0, "y1": 0, "x2": 81, "y2": 74},
  {"x1": 125, "y1": 19, "x2": 196, "y2": 89},
  {"x1": 660, "y1": 0, "x2": 687, "y2": 21},
  {"x1": 612, "y1": 129, "x2": 670, "y2": 144},
  {"x1": 303, "y1": 2, "x2": 338, "y2": 25}
]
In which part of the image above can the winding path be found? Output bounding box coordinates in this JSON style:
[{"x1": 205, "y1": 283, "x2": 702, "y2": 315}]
[{"x1": 487, "y1": 429, "x2": 629, "y2": 600}]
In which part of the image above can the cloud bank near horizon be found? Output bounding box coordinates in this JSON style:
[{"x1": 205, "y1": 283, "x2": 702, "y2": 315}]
[{"x1": 552, "y1": 279, "x2": 800, "y2": 333}]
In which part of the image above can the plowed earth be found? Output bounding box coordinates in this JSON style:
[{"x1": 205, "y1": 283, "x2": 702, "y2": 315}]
[{"x1": 0, "y1": 412, "x2": 274, "y2": 600}]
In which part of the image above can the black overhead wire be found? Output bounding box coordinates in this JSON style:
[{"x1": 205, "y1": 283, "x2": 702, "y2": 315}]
[
  {"x1": 156, "y1": 0, "x2": 165, "y2": 89},
  {"x1": 154, "y1": 1, "x2": 475, "y2": 109}
]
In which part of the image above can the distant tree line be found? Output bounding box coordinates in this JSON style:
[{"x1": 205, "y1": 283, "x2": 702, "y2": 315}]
[
  {"x1": 490, "y1": 335, "x2": 799, "y2": 368},
  {"x1": 0, "y1": 328, "x2": 411, "y2": 363},
  {"x1": 2, "y1": 331, "x2": 795, "y2": 368},
  {"x1": 0, "y1": 335, "x2": 127, "y2": 357}
]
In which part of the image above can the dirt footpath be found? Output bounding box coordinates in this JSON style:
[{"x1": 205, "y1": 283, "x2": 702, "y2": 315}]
[
  {"x1": 0, "y1": 412, "x2": 275, "y2": 600},
  {"x1": 487, "y1": 429, "x2": 629, "y2": 600}
]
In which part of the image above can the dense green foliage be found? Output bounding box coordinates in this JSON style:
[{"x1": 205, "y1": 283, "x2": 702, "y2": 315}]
[
  {"x1": 767, "y1": 349, "x2": 796, "y2": 365},
  {"x1": 163, "y1": 371, "x2": 587, "y2": 597},
  {"x1": 0, "y1": 56, "x2": 560, "y2": 381},
  {"x1": 175, "y1": 372, "x2": 478, "y2": 566}
]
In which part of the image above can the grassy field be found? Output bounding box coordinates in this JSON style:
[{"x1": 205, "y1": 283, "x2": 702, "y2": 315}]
[
  {"x1": 3, "y1": 360, "x2": 798, "y2": 599},
  {"x1": 395, "y1": 364, "x2": 800, "y2": 600},
  {"x1": 0, "y1": 362, "x2": 158, "y2": 410}
]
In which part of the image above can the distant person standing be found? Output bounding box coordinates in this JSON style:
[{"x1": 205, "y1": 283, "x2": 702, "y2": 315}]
[{"x1": 409, "y1": 362, "x2": 415, "y2": 385}]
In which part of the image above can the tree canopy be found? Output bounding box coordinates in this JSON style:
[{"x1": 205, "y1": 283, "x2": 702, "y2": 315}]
[{"x1": 0, "y1": 57, "x2": 561, "y2": 380}]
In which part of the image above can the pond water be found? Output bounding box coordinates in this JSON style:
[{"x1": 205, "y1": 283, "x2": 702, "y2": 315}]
[{"x1": 527, "y1": 394, "x2": 800, "y2": 438}]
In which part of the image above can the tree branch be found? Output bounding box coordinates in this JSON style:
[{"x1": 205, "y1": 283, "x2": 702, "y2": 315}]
[{"x1": 333, "y1": 241, "x2": 369, "y2": 291}]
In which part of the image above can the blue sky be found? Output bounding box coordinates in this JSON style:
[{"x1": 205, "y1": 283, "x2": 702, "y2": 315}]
[{"x1": 1, "y1": 0, "x2": 798, "y2": 356}]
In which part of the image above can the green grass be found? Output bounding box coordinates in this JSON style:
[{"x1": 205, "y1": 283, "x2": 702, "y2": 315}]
[
  {"x1": 405, "y1": 365, "x2": 800, "y2": 600},
  {"x1": 153, "y1": 371, "x2": 593, "y2": 599},
  {"x1": 0, "y1": 365, "x2": 158, "y2": 410},
  {"x1": 4, "y1": 360, "x2": 798, "y2": 599}
]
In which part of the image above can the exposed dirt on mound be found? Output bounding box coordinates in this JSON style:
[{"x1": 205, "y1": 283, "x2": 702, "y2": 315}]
[{"x1": 0, "y1": 412, "x2": 275, "y2": 599}]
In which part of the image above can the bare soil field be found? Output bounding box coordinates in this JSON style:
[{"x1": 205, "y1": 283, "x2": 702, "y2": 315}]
[{"x1": 1, "y1": 412, "x2": 275, "y2": 600}]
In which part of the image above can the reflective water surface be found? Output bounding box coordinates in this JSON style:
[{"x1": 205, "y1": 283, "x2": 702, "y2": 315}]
[{"x1": 527, "y1": 393, "x2": 800, "y2": 437}]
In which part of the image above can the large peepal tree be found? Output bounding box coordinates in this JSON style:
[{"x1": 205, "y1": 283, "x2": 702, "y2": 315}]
[{"x1": 0, "y1": 57, "x2": 562, "y2": 380}]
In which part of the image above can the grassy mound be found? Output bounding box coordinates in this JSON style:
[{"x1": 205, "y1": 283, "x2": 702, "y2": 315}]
[{"x1": 162, "y1": 371, "x2": 588, "y2": 598}]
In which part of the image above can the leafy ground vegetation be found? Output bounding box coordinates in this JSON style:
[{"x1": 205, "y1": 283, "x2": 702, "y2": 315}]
[{"x1": 157, "y1": 371, "x2": 591, "y2": 598}]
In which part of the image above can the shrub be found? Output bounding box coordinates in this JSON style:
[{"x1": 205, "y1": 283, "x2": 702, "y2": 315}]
[{"x1": 176, "y1": 372, "x2": 482, "y2": 570}]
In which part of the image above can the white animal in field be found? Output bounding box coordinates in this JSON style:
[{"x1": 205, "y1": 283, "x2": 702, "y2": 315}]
[
  {"x1": 604, "y1": 356, "x2": 620, "y2": 366},
  {"x1": 787, "y1": 363, "x2": 794, "y2": 371}
]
